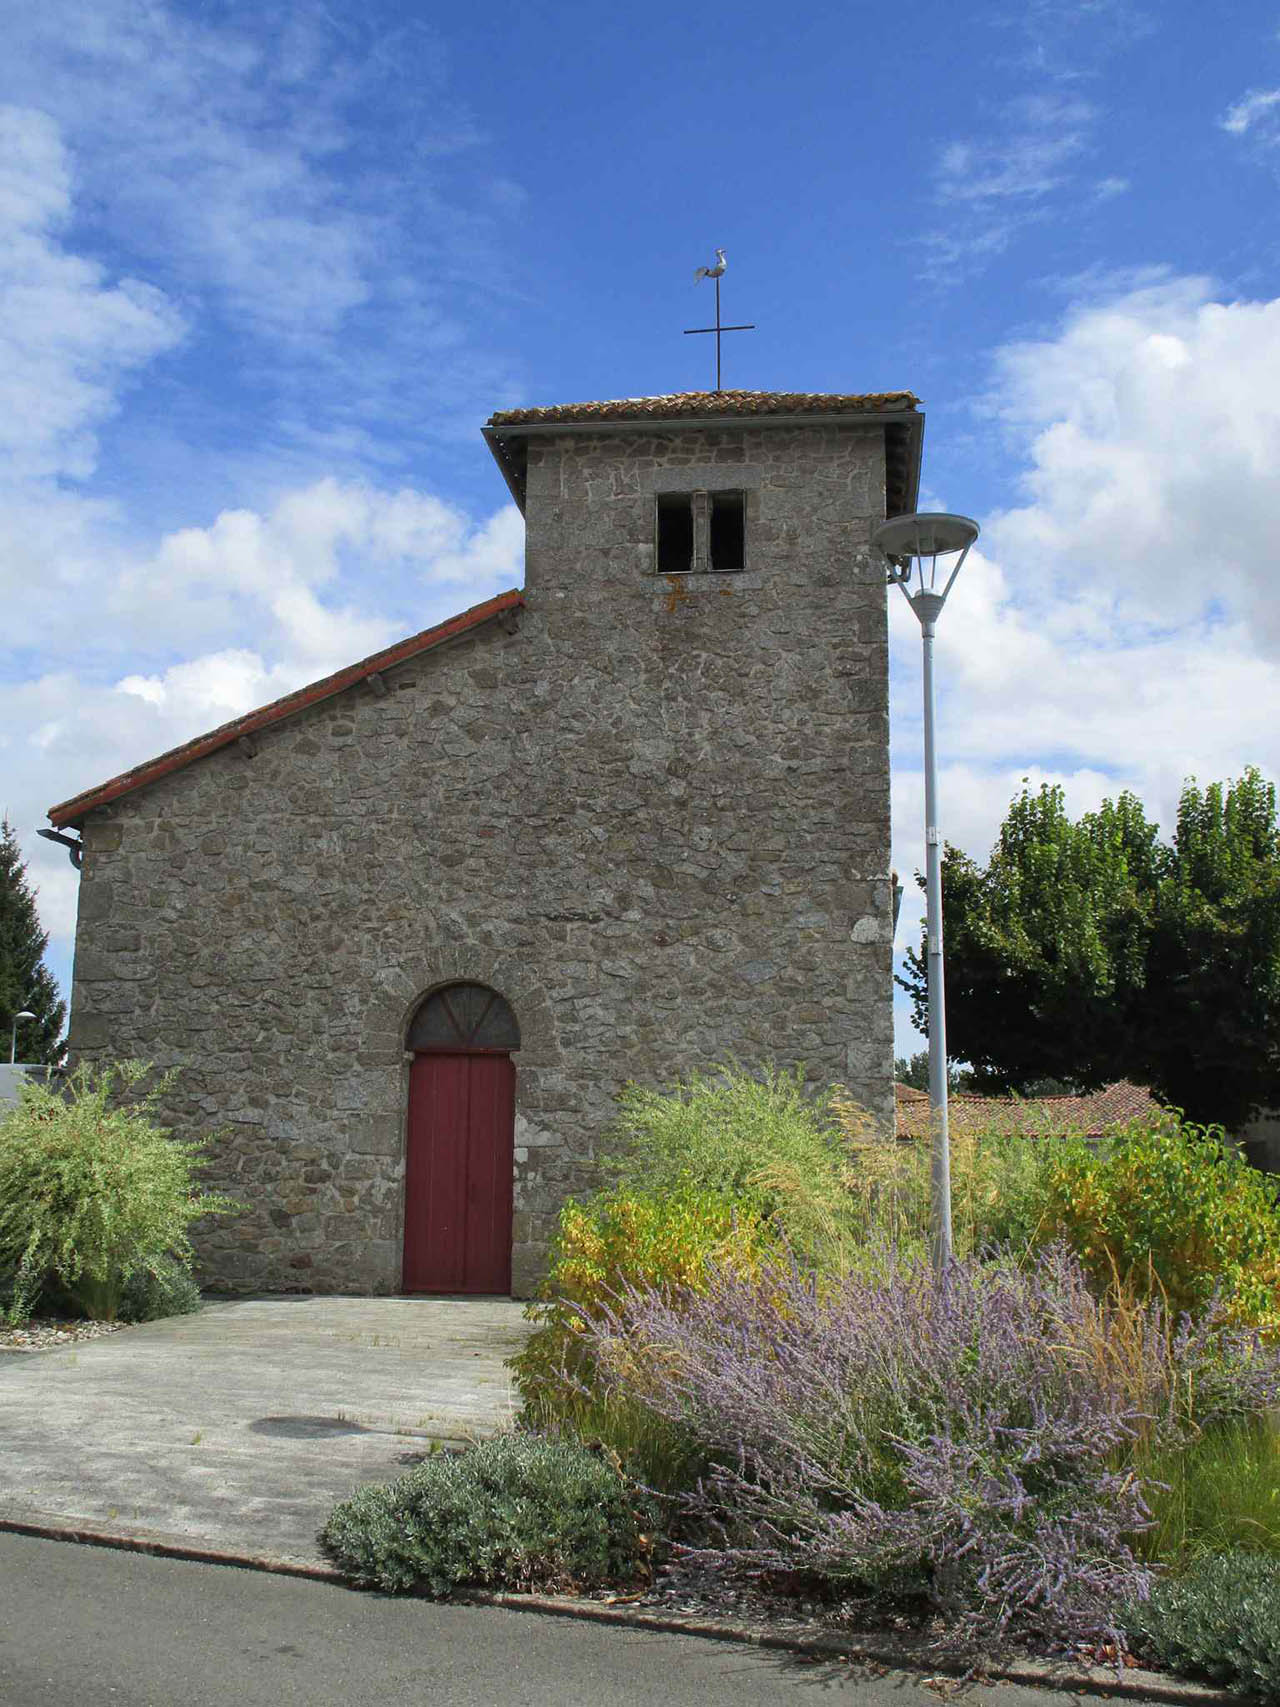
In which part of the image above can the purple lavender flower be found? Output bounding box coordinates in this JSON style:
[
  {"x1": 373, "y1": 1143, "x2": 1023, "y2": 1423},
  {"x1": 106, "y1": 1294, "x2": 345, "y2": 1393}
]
[{"x1": 577, "y1": 1248, "x2": 1280, "y2": 1654}]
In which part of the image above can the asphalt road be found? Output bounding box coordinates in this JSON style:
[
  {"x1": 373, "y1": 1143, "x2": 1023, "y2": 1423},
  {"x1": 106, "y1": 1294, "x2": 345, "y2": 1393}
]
[{"x1": 0, "y1": 1533, "x2": 1085, "y2": 1707}]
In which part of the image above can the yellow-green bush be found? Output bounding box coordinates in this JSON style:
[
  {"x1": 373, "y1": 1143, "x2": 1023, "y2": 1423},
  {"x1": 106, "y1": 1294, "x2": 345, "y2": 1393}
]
[
  {"x1": 1033, "y1": 1110, "x2": 1280, "y2": 1333},
  {"x1": 604, "y1": 1064, "x2": 864, "y2": 1268},
  {"x1": 511, "y1": 1185, "x2": 776, "y2": 1487},
  {"x1": 0, "y1": 1061, "x2": 240, "y2": 1323}
]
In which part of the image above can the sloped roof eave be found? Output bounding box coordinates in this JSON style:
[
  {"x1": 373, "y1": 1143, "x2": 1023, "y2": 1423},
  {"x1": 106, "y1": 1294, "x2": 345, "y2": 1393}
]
[
  {"x1": 483, "y1": 389, "x2": 924, "y2": 518},
  {"x1": 47, "y1": 587, "x2": 524, "y2": 830},
  {"x1": 486, "y1": 389, "x2": 921, "y2": 427}
]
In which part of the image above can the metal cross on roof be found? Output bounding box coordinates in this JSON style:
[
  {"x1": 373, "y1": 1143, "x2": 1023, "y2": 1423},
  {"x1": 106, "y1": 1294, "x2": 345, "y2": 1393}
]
[{"x1": 684, "y1": 249, "x2": 755, "y2": 392}]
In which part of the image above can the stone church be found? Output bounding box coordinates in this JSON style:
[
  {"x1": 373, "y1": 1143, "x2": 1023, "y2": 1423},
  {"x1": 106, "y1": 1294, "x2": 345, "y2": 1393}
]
[{"x1": 46, "y1": 389, "x2": 921, "y2": 1297}]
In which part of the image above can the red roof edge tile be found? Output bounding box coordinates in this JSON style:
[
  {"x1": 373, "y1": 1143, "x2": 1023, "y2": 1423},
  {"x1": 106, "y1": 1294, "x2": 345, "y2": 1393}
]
[
  {"x1": 48, "y1": 588, "x2": 525, "y2": 830},
  {"x1": 894, "y1": 1083, "x2": 930, "y2": 1105},
  {"x1": 893, "y1": 1080, "x2": 1161, "y2": 1141}
]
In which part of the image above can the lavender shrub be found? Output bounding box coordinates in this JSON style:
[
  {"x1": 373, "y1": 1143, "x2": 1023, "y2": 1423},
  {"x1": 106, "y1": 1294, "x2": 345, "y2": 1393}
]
[{"x1": 584, "y1": 1250, "x2": 1280, "y2": 1653}]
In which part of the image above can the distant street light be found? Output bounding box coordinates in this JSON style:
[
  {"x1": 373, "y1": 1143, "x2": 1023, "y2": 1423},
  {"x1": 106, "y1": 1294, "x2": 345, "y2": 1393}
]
[
  {"x1": 873, "y1": 512, "x2": 980, "y2": 1274},
  {"x1": 9, "y1": 1010, "x2": 36, "y2": 1066}
]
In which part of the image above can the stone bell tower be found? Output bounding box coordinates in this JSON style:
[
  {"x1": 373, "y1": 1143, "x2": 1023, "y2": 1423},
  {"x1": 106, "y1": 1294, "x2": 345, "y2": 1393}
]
[{"x1": 483, "y1": 389, "x2": 921, "y2": 1146}]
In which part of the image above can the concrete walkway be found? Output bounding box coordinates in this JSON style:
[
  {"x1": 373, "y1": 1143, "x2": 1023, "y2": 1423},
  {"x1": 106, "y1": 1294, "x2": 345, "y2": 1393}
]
[{"x1": 0, "y1": 1296, "x2": 530, "y2": 1567}]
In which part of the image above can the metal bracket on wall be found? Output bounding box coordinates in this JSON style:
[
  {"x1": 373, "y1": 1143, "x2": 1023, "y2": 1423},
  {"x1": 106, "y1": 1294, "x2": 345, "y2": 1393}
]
[{"x1": 37, "y1": 827, "x2": 84, "y2": 869}]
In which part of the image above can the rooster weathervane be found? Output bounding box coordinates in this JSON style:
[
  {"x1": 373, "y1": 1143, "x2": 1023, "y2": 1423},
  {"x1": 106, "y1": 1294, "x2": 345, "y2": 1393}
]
[{"x1": 684, "y1": 248, "x2": 755, "y2": 392}]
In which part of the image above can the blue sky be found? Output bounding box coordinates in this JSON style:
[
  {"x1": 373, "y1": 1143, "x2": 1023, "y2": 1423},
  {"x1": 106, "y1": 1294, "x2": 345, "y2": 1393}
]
[{"x1": 5, "y1": 0, "x2": 1280, "y2": 1056}]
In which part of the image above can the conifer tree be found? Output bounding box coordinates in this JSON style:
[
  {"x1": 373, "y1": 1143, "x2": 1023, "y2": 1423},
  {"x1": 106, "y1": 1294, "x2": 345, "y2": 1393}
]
[{"x1": 0, "y1": 820, "x2": 65, "y2": 1065}]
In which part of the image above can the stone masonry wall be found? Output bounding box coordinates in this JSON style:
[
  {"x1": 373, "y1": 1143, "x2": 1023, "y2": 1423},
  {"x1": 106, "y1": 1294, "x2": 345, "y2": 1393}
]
[{"x1": 66, "y1": 418, "x2": 896, "y2": 1295}]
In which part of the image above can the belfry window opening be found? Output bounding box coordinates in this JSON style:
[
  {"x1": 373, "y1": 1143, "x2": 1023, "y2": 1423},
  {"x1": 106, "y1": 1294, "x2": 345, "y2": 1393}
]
[
  {"x1": 655, "y1": 489, "x2": 745, "y2": 575},
  {"x1": 656, "y1": 493, "x2": 695, "y2": 574}
]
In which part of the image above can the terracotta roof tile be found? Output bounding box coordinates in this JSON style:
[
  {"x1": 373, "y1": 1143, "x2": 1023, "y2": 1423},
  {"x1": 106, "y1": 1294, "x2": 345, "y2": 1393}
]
[
  {"x1": 48, "y1": 588, "x2": 524, "y2": 830},
  {"x1": 488, "y1": 390, "x2": 920, "y2": 427},
  {"x1": 894, "y1": 1080, "x2": 1161, "y2": 1141}
]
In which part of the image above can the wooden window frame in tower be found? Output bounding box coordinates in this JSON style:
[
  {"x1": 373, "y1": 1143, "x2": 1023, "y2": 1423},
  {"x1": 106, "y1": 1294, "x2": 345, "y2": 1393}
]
[{"x1": 654, "y1": 489, "x2": 746, "y2": 576}]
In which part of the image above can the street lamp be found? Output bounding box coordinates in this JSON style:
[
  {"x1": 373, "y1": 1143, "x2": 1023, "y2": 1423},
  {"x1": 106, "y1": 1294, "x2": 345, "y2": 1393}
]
[
  {"x1": 873, "y1": 511, "x2": 980, "y2": 1273},
  {"x1": 9, "y1": 1011, "x2": 35, "y2": 1066}
]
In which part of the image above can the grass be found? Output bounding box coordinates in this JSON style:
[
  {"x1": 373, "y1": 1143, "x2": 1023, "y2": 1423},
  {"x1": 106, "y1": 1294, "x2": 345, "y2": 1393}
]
[
  {"x1": 831, "y1": 1096, "x2": 1054, "y2": 1264},
  {"x1": 1133, "y1": 1415, "x2": 1280, "y2": 1563},
  {"x1": 521, "y1": 1383, "x2": 705, "y2": 1495}
]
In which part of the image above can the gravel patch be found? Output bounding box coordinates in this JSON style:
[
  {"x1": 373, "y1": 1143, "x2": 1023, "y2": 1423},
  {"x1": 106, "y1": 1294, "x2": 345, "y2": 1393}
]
[{"x1": 0, "y1": 1317, "x2": 128, "y2": 1353}]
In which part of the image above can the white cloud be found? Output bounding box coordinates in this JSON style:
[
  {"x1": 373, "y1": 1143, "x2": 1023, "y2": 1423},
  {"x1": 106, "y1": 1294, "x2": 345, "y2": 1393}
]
[
  {"x1": 35, "y1": 474, "x2": 520, "y2": 725},
  {"x1": 0, "y1": 103, "x2": 187, "y2": 658},
  {"x1": 1222, "y1": 87, "x2": 1280, "y2": 137},
  {"x1": 0, "y1": 106, "x2": 185, "y2": 486},
  {"x1": 108, "y1": 478, "x2": 522, "y2": 666},
  {"x1": 2, "y1": 5, "x2": 369, "y2": 336},
  {"x1": 987, "y1": 277, "x2": 1280, "y2": 633},
  {"x1": 938, "y1": 97, "x2": 1095, "y2": 204},
  {"x1": 891, "y1": 275, "x2": 1280, "y2": 1049},
  {"x1": 0, "y1": 1, "x2": 508, "y2": 359},
  {"x1": 1002, "y1": 0, "x2": 1153, "y2": 74},
  {"x1": 118, "y1": 650, "x2": 310, "y2": 724},
  {"x1": 927, "y1": 94, "x2": 1099, "y2": 274}
]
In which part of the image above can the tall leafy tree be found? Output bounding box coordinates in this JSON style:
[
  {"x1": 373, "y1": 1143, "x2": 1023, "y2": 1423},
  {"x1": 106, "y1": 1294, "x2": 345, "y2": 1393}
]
[
  {"x1": 900, "y1": 770, "x2": 1280, "y2": 1128},
  {"x1": 902, "y1": 784, "x2": 1156, "y2": 1097},
  {"x1": 1144, "y1": 772, "x2": 1280, "y2": 1127},
  {"x1": 0, "y1": 820, "x2": 65, "y2": 1065}
]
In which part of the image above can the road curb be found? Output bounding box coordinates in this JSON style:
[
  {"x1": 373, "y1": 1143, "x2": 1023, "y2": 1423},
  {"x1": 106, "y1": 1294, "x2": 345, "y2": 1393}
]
[
  {"x1": 0, "y1": 1508, "x2": 1234, "y2": 1705},
  {"x1": 0, "y1": 1507, "x2": 346, "y2": 1584}
]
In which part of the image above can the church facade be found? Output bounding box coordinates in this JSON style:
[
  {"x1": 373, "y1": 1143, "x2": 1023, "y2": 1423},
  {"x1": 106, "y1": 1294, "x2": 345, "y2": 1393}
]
[{"x1": 47, "y1": 390, "x2": 921, "y2": 1296}]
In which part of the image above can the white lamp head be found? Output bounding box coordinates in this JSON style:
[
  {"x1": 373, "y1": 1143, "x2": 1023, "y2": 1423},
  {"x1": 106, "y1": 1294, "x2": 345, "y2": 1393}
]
[{"x1": 873, "y1": 512, "x2": 979, "y2": 623}]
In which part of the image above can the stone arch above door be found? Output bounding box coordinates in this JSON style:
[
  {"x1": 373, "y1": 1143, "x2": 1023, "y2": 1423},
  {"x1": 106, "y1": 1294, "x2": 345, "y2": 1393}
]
[
  {"x1": 363, "y1": 950, "x2": 559, "y2": 1069},
  {"x1": 407, "y1": 983, "x2": 521, "y2": 1053}
]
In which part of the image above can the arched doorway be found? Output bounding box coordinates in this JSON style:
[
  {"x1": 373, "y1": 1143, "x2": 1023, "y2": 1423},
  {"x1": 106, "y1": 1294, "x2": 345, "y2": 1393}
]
[{"x1": 402, "y1": 983, "x2": 520, "y2": 1295}]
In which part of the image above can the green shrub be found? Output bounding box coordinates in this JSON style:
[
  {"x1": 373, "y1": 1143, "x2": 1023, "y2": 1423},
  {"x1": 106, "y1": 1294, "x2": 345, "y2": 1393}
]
[
  {"x1": 1126, "y1": 1551, "x2": 1280, "y2": 1700},
  {"x1": 320, "y1": 1433, "x2": 660, "y2": 1597},
  {"x1": 512, "y1": 1185, "x2": 775, "y2": 1489},
  {"x1": 1033, "y1": 1110, "x2": 1280, "y2": 1332},
  {"x1": 0, "y1": 1060, "x2": 240, "y2": 1322},
  {"x1": 1, "y1": 1247, "x2": 47, "y2": 1327},
  {"x1": 118, "y1": 1256, "x2": 204, "y2": 1324},
  {"x1": 604, "y1": 1064, "x2": 864, "y2": 1265}
]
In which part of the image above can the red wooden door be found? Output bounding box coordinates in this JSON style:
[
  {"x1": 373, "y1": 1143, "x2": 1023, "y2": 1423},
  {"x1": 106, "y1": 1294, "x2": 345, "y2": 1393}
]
[{"x1": 403, "y1": 1052, "x2": 515, "y2": 1294}]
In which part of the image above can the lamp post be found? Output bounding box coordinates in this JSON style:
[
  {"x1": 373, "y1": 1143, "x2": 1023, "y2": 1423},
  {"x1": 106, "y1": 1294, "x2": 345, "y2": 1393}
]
[
  {"x1": 9, "y1": 1011, "x2": 35, "y2": 1066},
  {"x1": 872, "y1": 511, "x2": 979, "y2": 1274}
]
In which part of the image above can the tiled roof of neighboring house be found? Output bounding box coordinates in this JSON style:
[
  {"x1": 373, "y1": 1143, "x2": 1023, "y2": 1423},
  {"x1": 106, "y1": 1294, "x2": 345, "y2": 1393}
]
[
  {"x1": 483, "y1": 389, "x2": 925, "y2": 519},
  {"x1": 487, "y1": 390, "x2": 920, "y2": 426},
  {"x1": 894, "y1": 1080, "x2": 1161, "y2": 1141},
  {"x1": 47, "y1": 588, "x2": 524, "y2": 831}
]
